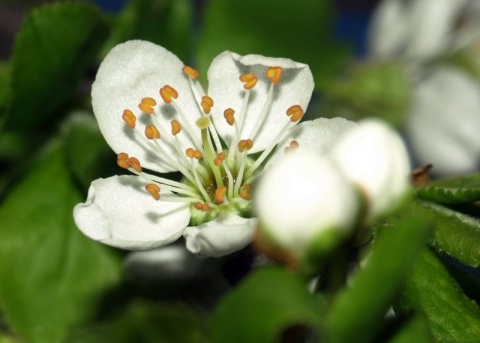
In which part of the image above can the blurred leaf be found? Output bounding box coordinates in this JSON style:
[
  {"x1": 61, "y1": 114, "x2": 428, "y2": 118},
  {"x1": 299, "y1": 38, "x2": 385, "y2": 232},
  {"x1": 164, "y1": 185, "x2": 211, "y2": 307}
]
[
  {"x1": 326, "y1": 214, "x2": 431, "y2": 343},
  {"x1": 68, "y1": 300, "x2": 207, "y2": 343},
  {"x1": 395, "y1": 248, "x2": 480, "y2": 342},
  {"x1": 322, "y1": 62, "x2": 410, "y2": 127},
  {"x1": 62, "y1": 112, "x2": 116, "y2": 190},
  {"x1": 0, "y1": 62, "x2": 11, "y2": 125},
  {"x1": 416, "y1": 173, "x2": 480, "y2": 204},
  {"x1": 0, "y1": 142, "x2": 120, "y2": 343},
  {"x1": 197, "y1": 0, "x2": 349, "y2": 89},
  {"x1": 102, "y1": 0, "x2": 192, "y2": 61},
  {"x1": 6, "y1": 3, "x2": 109, "y2": 130},
  {"x1": 413, "y1": 200, "x2": 480, "y2": 267},
  {"x1": 211, "y1": 266, "x2": 324, "y2": 343},
  {"x1": 387, "y1": 315, "x2": 433, "y2": 343}
]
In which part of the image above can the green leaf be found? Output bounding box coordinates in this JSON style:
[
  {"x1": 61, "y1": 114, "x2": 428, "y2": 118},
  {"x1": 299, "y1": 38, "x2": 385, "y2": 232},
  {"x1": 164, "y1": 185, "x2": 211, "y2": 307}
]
[
  {"x1": 325, "y1": 214, "x2": 431, "y2": 343},
  {"x1": 6, "y1": 3, "x2": 109, "y2": 130},
  {"x1": 395, "y1": 248, "x2": 480, "y2": 342},
  {"x1": 211, "y1": 266, "x2": 324, "y2": 343},
  {"x1": 0, "y1": 142, "x2": 120, "y2": 343},
  {"x1": 416, "y1": 173, "x2": 480, "y2": 204},
  {"x1": 387, "y1": 315, "x2": 433, "y2": 343},
  {"x1": 0, "y1": 62, "x2": 11, "y2": 126},
  {"x1": 197, "y1": 0, "x2": 349, "y2": 89},
  {"x1": 412, "y1": 200, "x2": 480, "y2": 267}
]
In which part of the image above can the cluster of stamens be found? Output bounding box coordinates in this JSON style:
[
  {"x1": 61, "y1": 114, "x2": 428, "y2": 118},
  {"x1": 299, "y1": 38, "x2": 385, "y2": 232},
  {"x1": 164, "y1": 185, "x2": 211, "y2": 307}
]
[{"x1": 117, "y1": 62, "x2": 304, "y2": 219}]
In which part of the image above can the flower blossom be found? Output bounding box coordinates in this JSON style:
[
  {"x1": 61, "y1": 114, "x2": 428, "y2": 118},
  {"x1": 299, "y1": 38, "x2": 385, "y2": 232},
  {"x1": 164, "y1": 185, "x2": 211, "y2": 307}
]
[{"x1": 73, "y1": 40, "x2": 353, "y2": 257}]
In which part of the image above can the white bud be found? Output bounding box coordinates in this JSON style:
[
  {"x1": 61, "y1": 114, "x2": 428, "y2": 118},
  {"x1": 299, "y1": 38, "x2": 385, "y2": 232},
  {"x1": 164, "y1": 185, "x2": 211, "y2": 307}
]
[
  {"x1": 255, "y1": 151, "x2": 359, "y2": 259},
  {"x1": 331, "y1": 118, "x2": 411, "y2": 221}
]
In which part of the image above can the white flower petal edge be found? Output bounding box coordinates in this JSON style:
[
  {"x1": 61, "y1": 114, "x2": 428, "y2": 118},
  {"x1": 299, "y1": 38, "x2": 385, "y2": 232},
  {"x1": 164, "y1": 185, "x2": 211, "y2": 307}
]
[
  {"x1": 92, "y1": 40, "x2": 199, "y2": 173},
  {"x1": 332, "y1": 118, "x2": 411, "y2": 220},
  {"x1": 407, "y1": 66, "x2": 480, "y2": 175},
  {"x1": 255, "y1": 151, "x2": 359, "y2": 259},
  {"x1": 207, "y1": 51, "x2": 314, "y2": 153},
  {"x1": 74, "y1": 175, "x2": 191, "y2": 250},
  {"x1": 183, "y1": 212, "x2": 257, "y2": 257}
]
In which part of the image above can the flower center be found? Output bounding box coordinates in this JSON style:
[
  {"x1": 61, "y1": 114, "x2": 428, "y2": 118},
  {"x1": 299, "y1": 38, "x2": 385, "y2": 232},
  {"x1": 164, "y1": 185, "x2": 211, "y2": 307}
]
[{"x1": 116, "y1": 63, "x2": 303, "y2": 225}]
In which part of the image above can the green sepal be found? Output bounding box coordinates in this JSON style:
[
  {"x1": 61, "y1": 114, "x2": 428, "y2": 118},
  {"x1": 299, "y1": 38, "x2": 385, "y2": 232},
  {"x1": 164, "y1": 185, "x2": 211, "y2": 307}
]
[{"x1": 416, "y1": 173, "x2": 480, "y2": 204}]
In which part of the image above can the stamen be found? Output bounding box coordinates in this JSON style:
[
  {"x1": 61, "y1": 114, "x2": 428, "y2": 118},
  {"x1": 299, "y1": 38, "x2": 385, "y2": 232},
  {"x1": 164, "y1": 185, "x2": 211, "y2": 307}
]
[
  {"x1": 145, "y1": 125, "x2": 161, "y2": 140},
  {"x1": 224, "y1": 108, "x2": 235, "y2": 126},
  {"x1": 127, "y1": 157, "x2": 142, "y2": 173},
  {"x1": 239, "y1": 184, "x2": 252, "y2": 200},
  {"x1": 171, "y1": 120, "x2": 182, "y2": 136},
  {"x1": 201, "y1": 96, "x2": 214, "y2": 114},
  {"x1": 189, "y1": 159, "x2": 213, "y2": 203},
  {"x1": 186, "y1": 148, "x2": 203, "y2": 160},
  {"x1": 215, "y1": 186, "x2": 227, "y2": 205},
  {"x1": 159, "y1": 85, "x2": 179, "y2": 104},
  {"x1": 145, "y1": 183, "x2": 160, "y2": 200},
  {"x1": 248, "y1": 82, "x2": 275, "y2": 141},
  {"x1": 122, "y1": 109, "x2": 136, "y2": 128},
  {"x1": 286, "y1": 105, "x2": 304, "y2": 122},
  {"x1": 238, "y1": 139, "x2": 254, "y2": 153},
  {"x1": 284, "y1": 140, "x2": 299, "y2": 153},
  {"x1": 194, "y1": 202, "x2": 211, "y2": 211},
  {"x1": 138, "y1": 97, "x2": 157, "y2": 115},
  {"x1": 182, "y1": 66, "x2": 199, "y2": 79},
  {"x1": 214, "y1": 152, "x2": 226, "y2": 166},
  {"x1": 233, "y1": 140, "x2": 253, "y2": 196},
  {"x1": 239, "y1": 73, "x2": 258, "y2": 89},
  {"x1": 117, "y1": 152, "x2": 130, "y2": 169},
  {"x1": 266, "y1": 66, "x2": 282, "y2": 85}
]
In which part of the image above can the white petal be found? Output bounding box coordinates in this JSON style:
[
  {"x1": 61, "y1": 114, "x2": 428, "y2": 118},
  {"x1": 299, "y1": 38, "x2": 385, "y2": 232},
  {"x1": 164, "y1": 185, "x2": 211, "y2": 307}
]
[
  {"x1": 74, "y1": 175, "x2": 191, "y2": 250},
  {"x1": 332, "y1": 118, "x2": 411, "y2": 220},
  {"x1": 92, "y1": 40, "x2": 201, "y2": 173},
  {"x1": 183, "y1": 212, "x2": 257, "y2": 257},
  {"x1": 268, "y1": 117, "x2": 357, "y2": 165},
  {"x1": 255, "y1": 151, "x2": 358, "y2": 258},
  {"x1": 407, "y1": 67, "x2": 480, "y2": 175},
  {"x1": 207, "y1": 51, "x2": 314, "y2": 153}
]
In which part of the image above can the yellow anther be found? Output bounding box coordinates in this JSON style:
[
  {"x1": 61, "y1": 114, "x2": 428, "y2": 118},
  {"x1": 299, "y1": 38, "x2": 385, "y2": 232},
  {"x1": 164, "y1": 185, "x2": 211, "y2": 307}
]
[
  {"x1": 127, "y1": 157, "x2": 142, "y2": 173},
  {"x1": 193, "y1": 150, "x2": 203, "y2": 160},
  {"x1": 145, "y1": 184, "x2": 161, "y2": 201},
  {"x1": 117, "y1": 152, "x2": 130, "y2": 169},
  {"x1": 224, "y1": 108, "x2": 235, "y2": 126},
  {"x1": 122, "y1": 109, "x2": 136, "y2": 128},
  {"x1": 286, "y1": 105, "x2": 304, "y2": 123},
  {"x1": 239, "y1": 73, "x2": 258, "y2": 89},
  {"x1": 186, "y1": 148, "x2": 195, "y2": 158},
  {"x1": 215, "y1": 186, "x2": 227, "y2": 204},
  {"x1": 201, "y1": 95, "x2": 214, "y2": 114},
  {"x1": 138, "y1": 97, "x2": 157, "y2": 115},
  {"x1": 267, "y1": 66, "x2": 282, "y2": 85},
  {"x1": 238, "y1": 139, "x2": 254, "y2": 153},
  {"x1": 182, "y1": 65, "x2": 199, "y2": 79},
  {"x1": 284, "y1": 140, "x2": 299, "y2": 153},
  {"x1": 239, "y1": 183, "x2": 252, "y2": 200},
  {"x1": 194, "y1": 202, "x2": 211, "y2": 211},
  {"x1": 214, "y1": 152, "x2": 226, "y2": 166},
  {"x1": 159, "y1": 85, "x2": 178, "y2": 104},
  {"x1": 145, "y1": 125, "x2": 161, "y2": 140},
  {"x1": 196, "y1": 116, "x2": 211, "y2": 129},
  {"x1": 171, "y1": 120, "x2": 182, "y2": 136}
]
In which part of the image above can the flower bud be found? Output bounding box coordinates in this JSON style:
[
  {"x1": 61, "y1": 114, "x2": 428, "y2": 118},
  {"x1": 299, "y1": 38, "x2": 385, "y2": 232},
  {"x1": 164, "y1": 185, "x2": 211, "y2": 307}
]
[
  {"x1": 331, "y1": 118, "x2": 411, "y2": 221},
  {"x1": 254, "y1": 151, "x2": 359, "y2": 260}
]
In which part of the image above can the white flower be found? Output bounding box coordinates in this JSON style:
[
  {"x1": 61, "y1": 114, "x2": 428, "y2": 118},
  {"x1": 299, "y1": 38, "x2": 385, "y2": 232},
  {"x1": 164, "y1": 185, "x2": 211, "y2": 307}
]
[
  {"x1": 406, "y1": 66, "x2": 480, "y2": 176},
  {"x1": 73, "y1": 40, "x2": 351, "y2": 257}
]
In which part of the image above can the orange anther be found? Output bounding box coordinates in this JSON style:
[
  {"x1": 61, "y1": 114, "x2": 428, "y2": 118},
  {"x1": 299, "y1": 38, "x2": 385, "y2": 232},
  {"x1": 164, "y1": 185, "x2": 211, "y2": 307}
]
[
  {"x1": 214, "y1": 152, "x2": 226, "y2": 166},
  {"x1": 194, "y1": 202, "x2": 211, "y2": 211},
  {"x1": 182, "y1": 65, "x2": 199, "y2": 79},
  {"x1": 127, "y1": 157, "x2": 142, "y2": 173},
  {"x1": 145, "y1": 184, "x2": 160, "y2": 201},
  {"x1": 239, "y1": 183, "x2": 252, "y2": 200},
  {"x1": 171, "y1": 120, "x2": 182, "y2": 136},
  {"x1": 138, "y1": 97, "x2": 157, "y2": 114},
  {"x1": 215, "y1": 186, "x2": 227, "y2": 204},
  {"x1": 239, "y1": 73, "x2": 257, "y2": 89},
  {"x1": 238, "y1": 139, "x2": 254, "y2": 153},
  {"x1": 224, "y1": 108, "x2": 235, "y2": 126},
  {"x1": 160, "y1": 85, "x2": 178, "y2": 104},
  {"x1": 145, "y1": 125, "x2": 160, "y2": 140},
  {"x1": 201, "y1": 95, "x2": 214, "y2": 114},
  {"x1": 186, "y1": 148, "x2": 195, "y2": 158},
  {"x1": 193, "y1": 150, "x2": 203, "y2": 160},
  {"x1": 267, "y1": 66, "x2": 282, "y2": 85},
  {"x1": 286, "y1": 105, "x2": 304, "y2": 122},
  {"x1": 117, "y1": 152, "x2": 130, "y2": 169},
  {"x1": 122, "y1": 109, "x2": 136, "y2": 128},
  {"x1": 284, "y1": 140, "x2": 299, "y2": 153}
]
